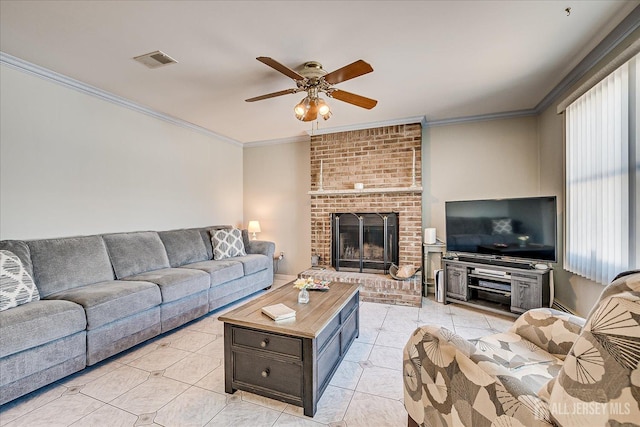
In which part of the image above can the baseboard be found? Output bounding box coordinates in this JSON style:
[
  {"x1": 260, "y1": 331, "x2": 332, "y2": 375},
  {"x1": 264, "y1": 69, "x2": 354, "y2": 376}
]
[
  {"x1": 274, "y1": 274, "x2": 296, "y2": 282},
  {"x1": 551, "y1": 299, "x2": 578, "y2": 315}
]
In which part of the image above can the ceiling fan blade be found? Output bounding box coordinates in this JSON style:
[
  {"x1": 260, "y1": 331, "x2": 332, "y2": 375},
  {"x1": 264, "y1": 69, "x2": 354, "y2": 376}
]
[
  {"x1": 245, "y1": 88, "x2": 299, "y2": 102},
  {"x1": 256, "y1": 57, "x2": 305, "y2": 81},
  {"x1": 329, "y1": 89, "x2": 377, "y2": 109},
  {"x1": 324, "y1": 60, "x2": 373, "y2": 85}
]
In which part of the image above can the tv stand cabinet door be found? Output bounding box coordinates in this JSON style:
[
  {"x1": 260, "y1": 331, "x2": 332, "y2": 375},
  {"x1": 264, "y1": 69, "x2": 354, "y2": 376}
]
[
  {"x1": 445, "y1": 264, "x2": 468, "y2": 301},
  {"x1": 511, "y1": 274, "x2": 541, "y2": 313}
]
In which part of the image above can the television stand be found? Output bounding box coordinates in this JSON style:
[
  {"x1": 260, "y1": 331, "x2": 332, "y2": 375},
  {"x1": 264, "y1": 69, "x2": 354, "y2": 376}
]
[
  {"x1": 457, "y1": 255, "x2": 533, "y2": 270},
  {"x1": 443, "y1": 258, "x2": 550, "y2": 317}
]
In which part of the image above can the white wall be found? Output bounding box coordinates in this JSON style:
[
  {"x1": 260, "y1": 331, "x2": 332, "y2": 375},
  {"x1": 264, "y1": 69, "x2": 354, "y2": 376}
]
[
  {"x1": 423, "y1": 116, "x2": 541, "y2": 238},
  {"x1": 243, "y1": 117, "x2": 541, "y2": 278},
  {"x1": 0, "y1": 64, "x2": 243, "y2": 239},
  {"x1": 243, "y1": 140, "x2": 311, "y2": 275}
]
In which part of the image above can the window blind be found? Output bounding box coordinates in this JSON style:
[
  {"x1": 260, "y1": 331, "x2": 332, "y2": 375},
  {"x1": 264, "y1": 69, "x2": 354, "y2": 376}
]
[{"x1": 565, "y1": 59, "x2": 631, "y2": 285}]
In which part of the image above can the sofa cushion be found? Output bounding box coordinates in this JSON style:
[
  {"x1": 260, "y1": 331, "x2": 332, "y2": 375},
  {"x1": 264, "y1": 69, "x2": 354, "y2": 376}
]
[
  {"x1": 46, "y1": 280, "x2": 161, "y2": 330},
  {"x1": 181, "y1": 259, "x2": 244, "y2": 285},
  {"x1": 103, "y1": 232, "x2": 170, "y2": 279},
  {"x1": 470, "y1": 332, "x2": 562, "y2": 387},
  {"x1": 212, "y1": 228, "x2": 246, "y2": 260},
  {"x1": 0, "y1": 240, "x2": 33, "y2": 279},
  {"x1": 193, "y1": 227, "x2": 214, "y2": 260},
  {"x1": 27, "y1": 236, "x2": 115, "y2": 298},
  {"x1": 188, "y1": 226, "x2": 232, "y2": 261},
  {"x1": 124, "y1": 268, "x2": 210, "y2": 303},
  {"x1": 158, "y1": 229, "x2": 209, "y2": 267},
  {"x1": 0, "y1": 250, "x2": 40, "y2": 311},
  {"x1": 231, "y1": 254, "x2": 271, "y2": 275},
  {"x1": 0, "y1": 299, "x2": 86, "y2": 358}
]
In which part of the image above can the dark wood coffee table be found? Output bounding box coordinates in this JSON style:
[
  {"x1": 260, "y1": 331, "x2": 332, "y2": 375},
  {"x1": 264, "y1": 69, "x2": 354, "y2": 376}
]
[{"x1": 219, "y1": 282, "x2": 360, "y2": 416}]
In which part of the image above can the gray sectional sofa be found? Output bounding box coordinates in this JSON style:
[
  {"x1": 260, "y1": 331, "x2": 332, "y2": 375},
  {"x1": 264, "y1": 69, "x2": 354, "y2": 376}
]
[{"x1": 0, "y1": 226, "x2": 274, "y2": 405}]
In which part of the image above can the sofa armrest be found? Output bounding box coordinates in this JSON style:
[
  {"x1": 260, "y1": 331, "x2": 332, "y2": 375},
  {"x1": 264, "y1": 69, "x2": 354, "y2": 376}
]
[
  {"x1": 403, "y1": 325, "x2": 552, "y2": 427},
  {"x1": 241, "y1": 230, "x2": 275, "y2": 258},
  {"x1": 245, "y1": 240, "x2": 275, "y2": 257},
  {"x1": 509, "y1": 308, "x2": 585, "y2": 361}
]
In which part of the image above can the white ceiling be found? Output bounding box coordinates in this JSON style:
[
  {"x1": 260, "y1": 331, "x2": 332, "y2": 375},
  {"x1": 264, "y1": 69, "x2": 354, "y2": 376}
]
[{"x1": 1, "y1": 1, "x2": 637, "y2": 144}]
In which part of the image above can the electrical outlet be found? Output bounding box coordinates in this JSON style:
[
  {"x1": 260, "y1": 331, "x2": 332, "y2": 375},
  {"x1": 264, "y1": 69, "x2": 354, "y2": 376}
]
[{"x1": 279, "y1": 251, "x2": 284, "y2": 260}]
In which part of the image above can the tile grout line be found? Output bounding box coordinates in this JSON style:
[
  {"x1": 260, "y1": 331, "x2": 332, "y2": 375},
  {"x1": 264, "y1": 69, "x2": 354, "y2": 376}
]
[{"x1": 4, "y1": 296, "x2": 515, "y2": 426}]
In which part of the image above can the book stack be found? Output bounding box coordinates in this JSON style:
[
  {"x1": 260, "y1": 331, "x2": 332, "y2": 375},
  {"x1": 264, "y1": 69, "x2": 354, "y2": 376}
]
[{"x1": 261, "y1": 303, "x2": 296, "y2": 321}]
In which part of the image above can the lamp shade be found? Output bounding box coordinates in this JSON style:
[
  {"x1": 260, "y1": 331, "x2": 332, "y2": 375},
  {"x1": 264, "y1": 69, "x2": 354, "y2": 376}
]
[{"x1": 247, "y1": 221, "x2": 261, "y2": 234}]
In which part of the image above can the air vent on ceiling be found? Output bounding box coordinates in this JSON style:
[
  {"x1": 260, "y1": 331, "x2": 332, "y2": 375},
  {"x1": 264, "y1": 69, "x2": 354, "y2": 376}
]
[{"x1": 133, "y1": 50, "x2": 178, "y2": 69}]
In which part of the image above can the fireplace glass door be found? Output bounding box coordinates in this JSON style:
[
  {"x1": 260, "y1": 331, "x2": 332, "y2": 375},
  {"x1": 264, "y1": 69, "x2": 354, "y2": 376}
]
[{"x1": 332, "y1": 213, "x2": 398, "y2": 273}]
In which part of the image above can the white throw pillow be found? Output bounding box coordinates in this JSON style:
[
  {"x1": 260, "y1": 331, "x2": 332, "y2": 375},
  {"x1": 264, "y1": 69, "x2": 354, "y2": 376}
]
[
  {"x1": 492, "y1": 218, "x2": 513, "y2": 235},
  {"x1": 212, "y1": 228, "x2": 247, "y2": 260},
  {"x1": 0, "y1": 250, "x2": 40, "y2": 311}
]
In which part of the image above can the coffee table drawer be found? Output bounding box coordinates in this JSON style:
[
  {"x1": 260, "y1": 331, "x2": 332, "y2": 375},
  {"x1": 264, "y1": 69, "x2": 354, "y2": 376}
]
[
  {"x1": 232, "y1": 327, "x2": 302, "y2": 359},
  {"x1": 340, "y1": 293, "x2": 358, "y2": 322},
  {"x1": 233, "y1": 352, "x2": 303, "y2": 398},
  {"x1": 341, "y1": 306, "x2": 358, "y2": 349},
  {"x1": 317, "y1": 314, "x2": 340, "y2": 352}
]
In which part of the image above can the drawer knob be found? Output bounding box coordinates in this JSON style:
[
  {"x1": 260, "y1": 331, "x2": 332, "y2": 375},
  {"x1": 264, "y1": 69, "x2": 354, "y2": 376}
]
[
  {"x1": 261, "y1": 368, "x2": 270, "y2": 378},
  {"x1": 260, "y1": 338, "x2": 269, "y2": 348}
]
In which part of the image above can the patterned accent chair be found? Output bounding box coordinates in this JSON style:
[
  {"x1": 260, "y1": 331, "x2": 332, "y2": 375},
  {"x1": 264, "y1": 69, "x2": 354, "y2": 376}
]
[{"x1": 403, "y1": 271, "x2": 640, "y2": 427}]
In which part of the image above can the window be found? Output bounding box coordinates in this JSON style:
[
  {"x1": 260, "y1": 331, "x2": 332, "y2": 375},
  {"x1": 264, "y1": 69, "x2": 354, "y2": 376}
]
[{"x1": 565, "y1": 53, "x2": 638, "y2": 284}]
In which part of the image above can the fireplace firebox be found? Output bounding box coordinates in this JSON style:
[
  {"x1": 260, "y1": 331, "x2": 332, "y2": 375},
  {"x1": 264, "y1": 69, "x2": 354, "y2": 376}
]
[{"x1": 331, "y1": 213, "x2": 399, "y2": 273}]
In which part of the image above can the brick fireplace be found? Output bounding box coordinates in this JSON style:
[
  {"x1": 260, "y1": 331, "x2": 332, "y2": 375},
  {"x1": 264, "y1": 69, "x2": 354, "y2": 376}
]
[{"x1": 306, "y1": 123, "x2": 423, "y2": 306}]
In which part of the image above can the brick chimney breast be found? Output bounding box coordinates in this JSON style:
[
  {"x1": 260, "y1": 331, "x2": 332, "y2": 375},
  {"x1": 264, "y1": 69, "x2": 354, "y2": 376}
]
[{"x1": 309, "y1": 123, "x2": 423, "y2": 306}]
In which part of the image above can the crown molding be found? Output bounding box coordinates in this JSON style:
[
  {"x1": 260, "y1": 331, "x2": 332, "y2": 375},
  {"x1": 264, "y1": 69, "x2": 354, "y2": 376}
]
[
  {"x1": 425, "y1": 109, "x2": 537, "y2": 127},
  {"x1": 245, "y1": 111, "x2": 541, "y2": 147},
  {"x1": 0, "y1": 51, "x2": 242, "y2": 147},
  {"x1": 535, "y1": 5, "x2": 640, "y2": 113},
  {"x1": 305, "y1": 115, "x2": 427, "y2": 136},
  {"x1": 243, "y1": 134, "x2": 310, "y2": 148}
]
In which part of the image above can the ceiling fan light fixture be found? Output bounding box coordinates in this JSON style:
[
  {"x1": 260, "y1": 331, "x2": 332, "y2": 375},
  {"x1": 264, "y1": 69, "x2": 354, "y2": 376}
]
[
  {"x1": 301, "y1": 98, "x2": 319, "y2": 121},
  {"x1": 294, "y1": 96, "x2": 312, "y2": 120},
  {"x1": 294, "y1": 101, "x2": 306, "y2": 116},
  {"x1": 317, "y1": 98, "x2": 330, "y2": 116},
  {"x1": 248, "y1": 57, "x2": 376, "y2": 122},
  {"x1": 294, "y1": 96, "x2": 330, "y2": 122}
]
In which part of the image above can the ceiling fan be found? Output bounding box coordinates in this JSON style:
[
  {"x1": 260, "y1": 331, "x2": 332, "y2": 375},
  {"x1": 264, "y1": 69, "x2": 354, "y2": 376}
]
[{"x1": 245, "y1": 57, "x2": 377, "y2": 122}]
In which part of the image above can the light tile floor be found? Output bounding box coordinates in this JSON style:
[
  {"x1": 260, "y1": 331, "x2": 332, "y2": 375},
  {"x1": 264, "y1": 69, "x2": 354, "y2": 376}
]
[{"x1": 0, "y1": 279, "x2": 515, "y2": 427}]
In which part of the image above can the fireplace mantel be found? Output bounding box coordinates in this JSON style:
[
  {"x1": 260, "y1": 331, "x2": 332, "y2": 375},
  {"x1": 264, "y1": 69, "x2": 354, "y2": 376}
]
[{"x1": 308, "y1": 186, "x2": 422, "y2": 196}]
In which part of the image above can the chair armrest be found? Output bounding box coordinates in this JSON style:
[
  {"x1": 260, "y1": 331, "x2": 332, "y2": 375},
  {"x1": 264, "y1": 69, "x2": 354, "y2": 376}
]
[
  {"x1": 509, "y1": 308, "x2": 585, "y2": 361},
  {"x1": 547, "y1": 291, "x2": 640, "y2": 426},
  {"x1": 403, "y1": 325, "x2": 552, "y2": 427}
]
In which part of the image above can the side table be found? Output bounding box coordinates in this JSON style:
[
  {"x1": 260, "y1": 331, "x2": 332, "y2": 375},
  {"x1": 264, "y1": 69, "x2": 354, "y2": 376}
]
[{"x1": 423, "y1": 240, "x2": 446, "y2": 296}]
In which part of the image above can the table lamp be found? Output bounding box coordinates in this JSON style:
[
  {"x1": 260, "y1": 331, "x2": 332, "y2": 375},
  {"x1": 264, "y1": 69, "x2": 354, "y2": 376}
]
[{"x1": 247, "y1": 221, "x2": 261, "y2": 240}]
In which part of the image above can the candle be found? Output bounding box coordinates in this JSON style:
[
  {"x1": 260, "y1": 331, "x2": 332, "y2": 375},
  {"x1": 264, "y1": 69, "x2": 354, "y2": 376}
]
[
  {"x1": 411, "y1": 148, "x2": 416, "y2": 187},
  {"x1": 424, "y1": 228, "x2": 436, "y2": 244},
  {"x1": 412, "y1": 148, "x2": 415, "y2": 172}
]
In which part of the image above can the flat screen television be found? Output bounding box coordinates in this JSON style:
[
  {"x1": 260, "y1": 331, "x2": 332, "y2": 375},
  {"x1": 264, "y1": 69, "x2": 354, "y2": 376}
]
[{"x1": 445, "y1": 196, "x2": 557, "y2": 262}]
